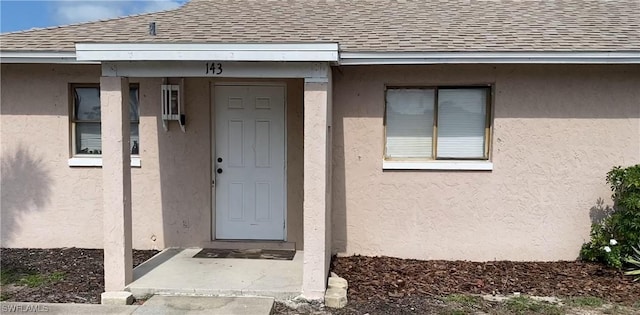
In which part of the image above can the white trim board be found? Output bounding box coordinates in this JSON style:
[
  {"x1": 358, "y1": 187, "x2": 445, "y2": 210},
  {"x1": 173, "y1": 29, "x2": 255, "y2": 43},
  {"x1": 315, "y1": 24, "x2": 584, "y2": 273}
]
[
  {"x1": 102, "y1": 61, "x2": 331, "y2": 79},
  {"x1": 340, "y1": 51, "x2": 640, "y2": 65},
  {"x1": 5, "y1": 48, "x2": 640, "y2": 65},
  {"x1": 68, "y1": 157, "x2": 141, "y2": 167},
  {"x1": 76, "y1": 43, "x2": 339, "y2": 62},
  {"x1": 0, "y1": 51, "x2": 97, "y2": 64},
  {"x1": 383, "y1": 161, "x2": 493, "y2": 171}
]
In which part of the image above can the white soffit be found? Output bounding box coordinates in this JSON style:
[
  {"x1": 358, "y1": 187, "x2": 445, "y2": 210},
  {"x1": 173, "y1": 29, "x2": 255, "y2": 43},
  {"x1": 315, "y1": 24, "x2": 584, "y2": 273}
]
[
  {"x1": 340, "y1": 51, "x2": 640, "y2": 64},
  {"x1": 76, "y1": 43, "x2": 339, "y2": 62}
]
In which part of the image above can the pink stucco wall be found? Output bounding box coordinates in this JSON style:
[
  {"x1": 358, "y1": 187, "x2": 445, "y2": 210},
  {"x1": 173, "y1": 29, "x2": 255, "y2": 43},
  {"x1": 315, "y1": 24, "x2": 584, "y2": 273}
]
[
  {"x1": 2, "y1": 63, "x2": 639, "y2": 261},
  {"x1": 0, "y1": 64, "x2": 304, "y2": 250},
  {"x1": 331, "y1": 64, "x2": 640, "y2": 261}
]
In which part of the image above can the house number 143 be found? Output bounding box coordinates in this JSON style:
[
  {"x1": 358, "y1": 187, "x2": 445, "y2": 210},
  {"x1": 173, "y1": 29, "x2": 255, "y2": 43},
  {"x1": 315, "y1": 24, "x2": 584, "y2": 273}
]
[{"x1": 205, "y1": 62, "x2": 223, "y2": 75}]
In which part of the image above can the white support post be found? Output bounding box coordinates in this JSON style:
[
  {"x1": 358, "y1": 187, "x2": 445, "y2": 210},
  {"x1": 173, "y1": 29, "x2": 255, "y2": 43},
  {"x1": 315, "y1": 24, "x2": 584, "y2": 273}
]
[
  {"x1": 302, "y1": 73, "x2": 333, "y2": 300},
  {"x1": 101, "y1": 76, "x2": 133, "y2": 292}
]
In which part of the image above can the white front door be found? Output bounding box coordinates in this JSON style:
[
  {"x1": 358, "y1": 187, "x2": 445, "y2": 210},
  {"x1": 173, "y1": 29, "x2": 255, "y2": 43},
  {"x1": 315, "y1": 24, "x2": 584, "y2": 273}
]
[{"x1": 214, "y1": 84, "x2": 286, "y2": 240}]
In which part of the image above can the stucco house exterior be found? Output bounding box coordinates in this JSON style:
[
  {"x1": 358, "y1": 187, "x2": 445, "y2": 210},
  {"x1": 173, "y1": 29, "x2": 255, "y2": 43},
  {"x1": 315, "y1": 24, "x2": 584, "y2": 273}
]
[{"x1": 1, "y1": 0, "x2": 639, "y2": 299}]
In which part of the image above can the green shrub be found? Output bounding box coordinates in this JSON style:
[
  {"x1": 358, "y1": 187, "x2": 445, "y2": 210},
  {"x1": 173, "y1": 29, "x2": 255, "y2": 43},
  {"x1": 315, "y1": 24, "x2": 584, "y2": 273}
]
[
  {"x1": 624, "y1": 243, "x2": 640, "y2": 281},
  {"x1": 581, "y1": 164, "x2": 640, "y2": 268}
]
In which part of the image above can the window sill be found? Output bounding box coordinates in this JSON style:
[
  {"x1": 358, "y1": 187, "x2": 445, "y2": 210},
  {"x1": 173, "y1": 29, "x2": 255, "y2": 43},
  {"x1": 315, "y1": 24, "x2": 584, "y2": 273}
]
[
  {"x1": 383, "y1": 160, "x2": 493, "y2": 171},
  {"x1": 68, "y1": 157, "x2": 141, "y2": 167}
]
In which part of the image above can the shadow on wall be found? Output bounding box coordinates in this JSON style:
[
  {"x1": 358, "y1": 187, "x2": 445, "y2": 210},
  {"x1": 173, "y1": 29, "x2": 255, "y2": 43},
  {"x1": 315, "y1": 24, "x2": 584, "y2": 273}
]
[
  {"x1": 331, "y1": 67, "x2": 348, "y2": 253},
  {"x1": 590, "y1": 197, "x2": 614, "y2": 225},
  {"x1": 0, "y1": 146, "x2": 52, "y2": 246},
  {"x1": 157, "y1": 78, "x2": 212, "y2": 247},
  {"x1": 577, "y1": 197, "x2": 615, "y2": 260}
]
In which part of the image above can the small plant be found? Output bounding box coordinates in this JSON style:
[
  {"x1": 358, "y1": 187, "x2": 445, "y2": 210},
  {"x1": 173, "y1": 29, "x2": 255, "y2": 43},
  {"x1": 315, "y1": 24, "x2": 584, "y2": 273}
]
[
  {"x1": 19, "y1": 274, "x2": 47, "y2": 287},
  {"x1": 49, "y1": 271, "x2": 65, "y2": 282},
  {"x1": 624, "y1": 243, "x2": 640, "y2": 281},
  {"x1": 17, "y1": 271, "x2": 65, "y2": 288},
  {"x1": 1, "y1": 269, "x2": 21, "y2": 285},
  {"x1": 581, "y1": 164, "x2": 640, "y2": 268},
  {"x1": 0, "y1": 268, "x2": 35, "y2": 285},
  {"x1": 567, "y1": 296, "x2": 605, "y2": 307},
  {"x1": 504, "y1": 296, "x2": 563, "y2": 315}
]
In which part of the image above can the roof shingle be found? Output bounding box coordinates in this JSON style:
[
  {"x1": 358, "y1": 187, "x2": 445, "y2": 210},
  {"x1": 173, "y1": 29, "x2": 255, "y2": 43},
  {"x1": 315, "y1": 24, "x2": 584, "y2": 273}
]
[{"x1": 1, "y1": 0, "x2": 639, "y2": 52}]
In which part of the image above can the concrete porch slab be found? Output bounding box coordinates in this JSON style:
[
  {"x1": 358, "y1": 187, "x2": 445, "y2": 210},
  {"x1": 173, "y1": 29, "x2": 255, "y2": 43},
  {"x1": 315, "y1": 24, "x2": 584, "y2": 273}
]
[
  {"x1": 132, "y1": 295, "x2": 274, "y2": 315},
  {"x1": 126, "y1": 248, "x2": 302, "y2": 300}
]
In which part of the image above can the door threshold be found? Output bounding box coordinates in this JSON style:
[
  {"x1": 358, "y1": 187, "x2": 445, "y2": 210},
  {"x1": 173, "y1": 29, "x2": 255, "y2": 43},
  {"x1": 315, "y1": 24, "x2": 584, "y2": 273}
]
[{"x1": 202, "y1": 240, "x2": 296, "y2": 251}]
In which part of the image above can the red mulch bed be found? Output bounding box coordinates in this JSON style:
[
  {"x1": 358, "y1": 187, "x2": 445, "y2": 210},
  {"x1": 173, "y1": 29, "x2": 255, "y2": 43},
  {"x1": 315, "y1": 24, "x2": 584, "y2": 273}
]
[
  {"x1": 331, "y1": 255, "x2": 640, "y2": 305},
  {"x1": 1, "y1": 248, "x2": 158, "y2": 304},
  {"x1": 3, "y1": 248, "x2": 639, "y2": 309}
]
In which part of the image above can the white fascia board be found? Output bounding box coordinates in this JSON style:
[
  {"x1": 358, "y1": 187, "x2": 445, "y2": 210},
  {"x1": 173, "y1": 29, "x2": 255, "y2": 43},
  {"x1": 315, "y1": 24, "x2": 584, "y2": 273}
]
[
  {"x1": 0, "y1": 51, "x2": 97, "y2": 64},
  {"x1": 340, "y1": 51, "x2": 640, "y2": 64},
  {"x1": 76, "y1": 43, "x2": 339, "y2": 62}
]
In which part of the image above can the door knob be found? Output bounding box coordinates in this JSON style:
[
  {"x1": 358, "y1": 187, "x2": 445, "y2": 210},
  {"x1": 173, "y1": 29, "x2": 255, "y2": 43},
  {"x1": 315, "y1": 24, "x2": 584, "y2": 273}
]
[
  {"x1": 217, "y1": 168, "x2": 223, "y2": 174},
  {"x1": 217, "y1": 157, "x2": 223, "y2": 163}
]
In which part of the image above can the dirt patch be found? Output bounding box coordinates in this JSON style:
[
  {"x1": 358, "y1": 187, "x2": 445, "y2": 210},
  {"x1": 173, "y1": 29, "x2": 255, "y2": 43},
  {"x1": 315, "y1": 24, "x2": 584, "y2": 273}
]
[{"x1": 1, "y1": 248, "x2": 158, "y2": 304}]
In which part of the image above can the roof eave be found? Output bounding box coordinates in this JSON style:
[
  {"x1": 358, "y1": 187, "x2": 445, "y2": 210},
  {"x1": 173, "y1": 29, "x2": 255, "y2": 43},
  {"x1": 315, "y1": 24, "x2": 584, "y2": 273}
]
[{"x1": 2, "y1": 48, "x2": 640, "y2": 65}]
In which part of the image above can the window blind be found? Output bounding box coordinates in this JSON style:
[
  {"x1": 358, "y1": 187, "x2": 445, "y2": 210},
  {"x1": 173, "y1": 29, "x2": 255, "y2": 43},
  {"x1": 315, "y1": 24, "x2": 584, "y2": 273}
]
[
  {"x1": 385, "y1": 89, "x2": 435, "y2": 158},
  {"x1": 76, "y1": 123, "x2": 102, "y2": 154},
  {"x1": 436, "y1": 89, "x2": 487, "y2": 159}
]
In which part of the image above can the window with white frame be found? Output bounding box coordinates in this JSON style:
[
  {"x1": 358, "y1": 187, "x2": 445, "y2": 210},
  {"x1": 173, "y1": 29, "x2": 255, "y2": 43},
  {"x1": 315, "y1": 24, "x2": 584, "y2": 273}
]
[
  {"x1": 71, "y1": 84, "x2": 140, "y2": 156},
  {"x1": 385, "y1": 86, "x2": 491, "y2": 160}
]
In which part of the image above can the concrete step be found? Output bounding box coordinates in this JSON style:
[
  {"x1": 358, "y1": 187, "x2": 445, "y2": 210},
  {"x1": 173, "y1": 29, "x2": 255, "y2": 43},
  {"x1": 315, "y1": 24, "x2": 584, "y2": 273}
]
[{"x1": 132, "y1": 295, "x2": 274, "y2": 315}]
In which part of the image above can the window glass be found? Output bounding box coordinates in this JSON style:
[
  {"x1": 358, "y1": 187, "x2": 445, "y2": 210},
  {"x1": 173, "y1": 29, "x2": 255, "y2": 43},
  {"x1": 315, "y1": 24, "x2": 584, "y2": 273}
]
[
  {"x1": 73, "y1": 86, "x2": 140, "y2": 155},
  {"x1": 76, "y1": 122, "x2": 102, "y2": 154},
  {"x1": 129, "y1": 88, "x2": 139, "y2": 121},
  {"x1": 384, "y1": 87, "x2": 490, "y2": 160},
  {"x1": 385, "y1": 89, "x2": 435, "y2": 159},
  {"x1": 130, "y1": 123, "x2": 139, "y2": 155},
  {"x1": 437, "y1": 89, "x2": 487, "y2": 158},
  {"x1": 74, "y1": 88, "x2": 101, "y2": 120}
]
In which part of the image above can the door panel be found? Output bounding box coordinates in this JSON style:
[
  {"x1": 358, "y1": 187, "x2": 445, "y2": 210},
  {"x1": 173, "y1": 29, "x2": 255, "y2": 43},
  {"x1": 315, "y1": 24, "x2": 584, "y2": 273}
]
[{"x1": 214, "y1": 85, "x2": 285, "y2": 240}]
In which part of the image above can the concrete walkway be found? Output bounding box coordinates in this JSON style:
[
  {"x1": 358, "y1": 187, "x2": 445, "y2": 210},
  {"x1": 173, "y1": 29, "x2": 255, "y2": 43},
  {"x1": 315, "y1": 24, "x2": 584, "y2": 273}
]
[
  {"x1": 127, "y1": 248, "x2": 303, "y2": 299},
  {"x1": 0, "y1": 296, "x2": 274, "y2": 315}
]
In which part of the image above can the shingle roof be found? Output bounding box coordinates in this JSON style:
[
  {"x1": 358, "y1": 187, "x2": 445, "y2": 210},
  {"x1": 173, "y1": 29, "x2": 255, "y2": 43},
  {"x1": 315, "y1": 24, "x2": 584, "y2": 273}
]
[{"x1": 1, "y1": 0, "x2": 639, "y2": 52}]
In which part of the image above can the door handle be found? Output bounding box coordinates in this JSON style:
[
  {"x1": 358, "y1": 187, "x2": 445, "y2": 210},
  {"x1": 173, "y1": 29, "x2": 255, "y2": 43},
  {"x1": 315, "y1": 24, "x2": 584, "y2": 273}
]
[{"x1": 217, "y1": 168, "x2": 223, "y2": 174}]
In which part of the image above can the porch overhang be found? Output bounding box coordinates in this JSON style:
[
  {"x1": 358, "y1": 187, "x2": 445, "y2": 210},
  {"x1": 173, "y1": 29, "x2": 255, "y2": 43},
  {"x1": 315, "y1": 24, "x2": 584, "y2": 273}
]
[
  {"x1": 75, "y1": 43, "x2": 339, "y2": 62},
  {"x1": 95, "y1": 57, "x2": 333, "y2": 300}
]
